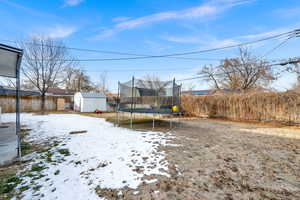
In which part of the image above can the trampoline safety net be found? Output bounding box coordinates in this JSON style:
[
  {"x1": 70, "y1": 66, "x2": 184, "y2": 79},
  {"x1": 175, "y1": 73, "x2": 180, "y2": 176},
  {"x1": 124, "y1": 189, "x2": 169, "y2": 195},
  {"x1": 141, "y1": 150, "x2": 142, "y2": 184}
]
[{"x1": 118, "y1": 77, "x2": 181, "y2": 114}]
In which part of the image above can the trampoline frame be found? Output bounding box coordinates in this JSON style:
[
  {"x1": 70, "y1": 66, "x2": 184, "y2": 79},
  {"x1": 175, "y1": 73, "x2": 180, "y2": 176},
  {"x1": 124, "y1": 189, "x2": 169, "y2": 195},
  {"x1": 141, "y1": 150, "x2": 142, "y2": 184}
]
[{"x1": 116, "y1": 76, "x2": 182, "y2": 129}]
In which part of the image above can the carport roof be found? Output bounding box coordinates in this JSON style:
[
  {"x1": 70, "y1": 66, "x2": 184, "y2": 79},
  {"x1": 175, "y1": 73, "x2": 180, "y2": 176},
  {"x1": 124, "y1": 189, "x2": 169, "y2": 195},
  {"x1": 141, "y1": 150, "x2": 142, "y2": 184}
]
[{"x1": 0, "y1": 43, "x2": 22, "y2": 78}]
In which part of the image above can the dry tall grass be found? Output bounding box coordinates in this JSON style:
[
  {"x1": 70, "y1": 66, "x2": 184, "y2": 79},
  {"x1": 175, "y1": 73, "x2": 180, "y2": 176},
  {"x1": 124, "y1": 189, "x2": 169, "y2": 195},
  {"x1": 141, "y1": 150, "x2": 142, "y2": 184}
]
[{"x1": 181, "y1": 92, "x2": 300, "y2": 124}]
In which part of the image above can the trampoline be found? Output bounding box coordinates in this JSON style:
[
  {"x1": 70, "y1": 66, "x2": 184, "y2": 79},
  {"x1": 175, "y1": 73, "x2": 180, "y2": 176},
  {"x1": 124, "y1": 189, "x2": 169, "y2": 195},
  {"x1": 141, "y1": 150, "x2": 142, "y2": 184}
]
[{"x1": 116, "y1": 76, "x2": 181, "y2": 129}]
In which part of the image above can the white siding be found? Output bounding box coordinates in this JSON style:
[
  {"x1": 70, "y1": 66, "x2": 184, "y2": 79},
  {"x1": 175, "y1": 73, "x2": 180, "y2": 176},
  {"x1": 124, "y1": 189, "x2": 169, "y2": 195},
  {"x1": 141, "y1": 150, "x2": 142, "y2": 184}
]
[
  {"x1": 74, "y1": 92, "x2": 107, "y2": 112},
  {"x1": 81, "y1": 98, "x2": 106, "y2": 112},
  {"x1": 73, "y1": 92, "x2": 82, "y2": 112}
]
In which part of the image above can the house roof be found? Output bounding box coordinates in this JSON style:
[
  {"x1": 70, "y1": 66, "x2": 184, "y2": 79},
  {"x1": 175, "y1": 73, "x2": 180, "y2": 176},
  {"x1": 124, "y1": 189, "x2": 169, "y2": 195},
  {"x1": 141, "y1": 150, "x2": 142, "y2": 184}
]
[
  {"x1": 182, "y1": 89, "x2": 232, "y2": 95},
  {"x1": 46, "y1": 88, "x2": 76, "y2": 96},
  {"x1": 182, "y1": 90, "x2": 215, "y2": 95},
  {"x1": 0, "y1": 86, "x2": 41, "y2": 96},
  {"x1": 80, "y1": 92, "x2": 106, "y2": 98}
]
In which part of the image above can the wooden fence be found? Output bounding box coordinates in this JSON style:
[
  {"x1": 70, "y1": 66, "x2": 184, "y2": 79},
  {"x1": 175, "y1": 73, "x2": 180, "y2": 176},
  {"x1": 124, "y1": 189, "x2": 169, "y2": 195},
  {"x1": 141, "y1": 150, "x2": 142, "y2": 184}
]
[
  {"x1": 0, "y1": 96, "x2": 71, "y2": 113},
  {"x1": 181, "y1": 92, "x2": 300, "y2": 124}
]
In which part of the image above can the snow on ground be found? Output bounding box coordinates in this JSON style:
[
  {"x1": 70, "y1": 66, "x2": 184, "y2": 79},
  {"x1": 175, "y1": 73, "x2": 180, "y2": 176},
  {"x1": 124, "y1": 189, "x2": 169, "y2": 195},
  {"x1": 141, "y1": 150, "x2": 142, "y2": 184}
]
[{"x1": 2, "y1": 113, "x2": 173, "y2": 200}]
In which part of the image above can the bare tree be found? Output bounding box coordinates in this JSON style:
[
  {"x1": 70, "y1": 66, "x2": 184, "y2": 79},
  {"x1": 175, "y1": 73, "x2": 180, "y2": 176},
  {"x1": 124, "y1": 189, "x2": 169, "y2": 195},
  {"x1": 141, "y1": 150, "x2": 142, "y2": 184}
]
[
  {"x1": 63, "y1": 66, "x2": 94, "y2": 92},
  {"x1": 285, "y1": 58, "x2": 300, "y2": 91},
  {"x1": 21, "y1": 37, "x2": 73, "y2": 110},
  {"x1": 182, "y1": 82, "x2": 196, "y2": 91},
  {"x1": 199, "y1": 48, "x2": 276, "y2": 92},
  {"x1": 76, "y1": 70, "x2": 94, "y2": 92},
  {"x1": 0, "y1": 78, "x2": 16, "y2": 88},
  {"x1": 136, "y1": 74, "x2": 169, "y2": 95},
  {"x1": 95, "y1": 71, "x2": 109, "y2": 94}
]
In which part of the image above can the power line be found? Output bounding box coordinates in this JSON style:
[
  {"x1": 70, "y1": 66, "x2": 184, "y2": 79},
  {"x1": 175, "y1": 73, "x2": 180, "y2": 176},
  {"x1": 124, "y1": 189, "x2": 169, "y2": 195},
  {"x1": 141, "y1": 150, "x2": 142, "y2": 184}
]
[
  {"x1": 2, "y1": 28, "x2": 299, "y2": 62},
  {"x1": 262, "y1": 36, "x2": 293, "y2": 58},
  {"x1": 176, "y1": 57, "x2": 300, "y2": 82},
  {"x1": 86, "y1": 58, "x2": 294, "y2": 73},
  {"x1": 53, "y1": 57, "x2": 222, "y2": 62},
  {"x1": 65, "y1": 31, "x2": 297, "y2": 62},
  {"x1": 82, "y1": 29, "x2": 298, "y2": 61},
  {"x1": 89, "y1": 67, "x2": 198, "y2": 72},
  {"x1": 81, "y1": 57, "x2": 300, "y2": 74},
  {"x1": 0, "y1": 39, "x2": 227, "y2": 62}
]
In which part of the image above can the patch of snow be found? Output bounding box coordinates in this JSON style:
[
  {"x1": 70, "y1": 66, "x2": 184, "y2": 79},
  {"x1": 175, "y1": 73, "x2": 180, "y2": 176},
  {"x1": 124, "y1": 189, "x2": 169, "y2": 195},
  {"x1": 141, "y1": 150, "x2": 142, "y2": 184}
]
[
  {"x1": 2, "y1": 113, "x2": 173, "y2": 200},
  {"x1": 144, "y1": 178, "x2": 158, "y2": 184},
  {"x1": 117, "y1": 191, "x2": 123, "y2": 196}
]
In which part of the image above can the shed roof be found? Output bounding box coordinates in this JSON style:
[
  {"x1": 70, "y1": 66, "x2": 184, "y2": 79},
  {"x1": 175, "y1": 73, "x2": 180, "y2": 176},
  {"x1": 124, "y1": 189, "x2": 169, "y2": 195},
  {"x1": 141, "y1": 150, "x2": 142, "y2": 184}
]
[{"x1": 80, "y1": 92, "x2": 106, "y2": 98}]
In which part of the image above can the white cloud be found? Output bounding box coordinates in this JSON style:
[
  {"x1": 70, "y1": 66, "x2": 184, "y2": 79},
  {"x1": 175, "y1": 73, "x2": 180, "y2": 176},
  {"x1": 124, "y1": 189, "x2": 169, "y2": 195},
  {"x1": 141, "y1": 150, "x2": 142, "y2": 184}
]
[
  {"x1": 0, "y1": 0, "x2": 55, "y2": 17},
  {"x1": 95, "y1": 0, "x2": 251, "y2": 38},
  {"x1": 163, "y1": 34, "x2": 239, "y2": 48},
  {"x1": 163, "y1": 36, "x2": 203, "y2": 44},
  {"x1": 144, "y1": 40, "x2": 172, "y2": 52},
  {"x1": 209, "y1": 38, "x2": 239, "y2": 47},
  {"x1": 112, "y1": 16, "x2": 131, "y2": 22},
  {"x1": 237, "y1": 29, "x2": 291, "y2": 40},
  {"x1": 41, "y1": 26, "x2": 77, "y2": 39},
  {"x1": 274, "y1": 7, "x2": 300, "y2": 18},
  {"x1": 64, "y1": 0, "x2": 85, "y2": 7},
  {"x1": 163, "y1": 25, "x2": 298, "y2": 49}
]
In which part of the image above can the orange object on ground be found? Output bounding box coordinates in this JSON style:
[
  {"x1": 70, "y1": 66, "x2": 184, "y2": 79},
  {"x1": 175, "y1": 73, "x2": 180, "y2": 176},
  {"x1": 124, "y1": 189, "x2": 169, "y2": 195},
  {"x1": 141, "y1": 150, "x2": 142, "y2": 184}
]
[{"x1": 95, "y1": 109, "x2": 103, "y2": 114}]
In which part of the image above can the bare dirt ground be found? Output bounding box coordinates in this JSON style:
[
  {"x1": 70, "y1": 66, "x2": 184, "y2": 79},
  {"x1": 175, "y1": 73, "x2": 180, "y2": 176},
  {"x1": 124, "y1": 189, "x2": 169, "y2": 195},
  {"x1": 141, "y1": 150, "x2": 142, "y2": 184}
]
[
  {"x1": 1, "y1": 114, "x2": 299, "y2": 200},
  {"x1": 112, "y1": 119, "x2": 300, "y2": 200}
]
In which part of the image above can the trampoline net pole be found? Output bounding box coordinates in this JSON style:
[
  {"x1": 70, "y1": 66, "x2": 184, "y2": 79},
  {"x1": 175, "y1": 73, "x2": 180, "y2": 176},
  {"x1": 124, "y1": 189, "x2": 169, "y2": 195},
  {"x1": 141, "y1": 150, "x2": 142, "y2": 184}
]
[{"x1": 116, "y1": 81, "x2": 120, "y2": 126}]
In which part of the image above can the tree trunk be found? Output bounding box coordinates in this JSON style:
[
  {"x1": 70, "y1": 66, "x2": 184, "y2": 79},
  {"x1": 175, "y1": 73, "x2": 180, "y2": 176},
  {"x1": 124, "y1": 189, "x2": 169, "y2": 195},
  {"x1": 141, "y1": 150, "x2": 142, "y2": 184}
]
[{"x1": 41, "y1": 93, "x2": 46, "y2": 111}]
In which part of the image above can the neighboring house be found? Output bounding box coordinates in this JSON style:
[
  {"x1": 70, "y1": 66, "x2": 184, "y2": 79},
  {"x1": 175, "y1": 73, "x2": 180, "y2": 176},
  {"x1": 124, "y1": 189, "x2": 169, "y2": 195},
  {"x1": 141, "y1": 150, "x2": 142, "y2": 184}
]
[
  {"x1": 46, "y1": 88, "x2": 76, "y2": 110},
  {"x1": 182, "y1": 89, "x2": 232, "y2": 96},
  {"x1": 106, "y1": 93, "x2": 118, "y2": 111},
  {"x1": 46, "y1": 88, "x2": 76, "y2": 97},
  {"x1": 74, "y1": 92, "x2": 107, "y2": 112},
  {"x1": 0, "y1": 86, "x2": 40, "y2": 96},
  {"x1": 182, "y1": 90, "x2": 216, "y2": 96},
  {"x1": 0, "y1": 86, "x2": 48, "y2": 112}
]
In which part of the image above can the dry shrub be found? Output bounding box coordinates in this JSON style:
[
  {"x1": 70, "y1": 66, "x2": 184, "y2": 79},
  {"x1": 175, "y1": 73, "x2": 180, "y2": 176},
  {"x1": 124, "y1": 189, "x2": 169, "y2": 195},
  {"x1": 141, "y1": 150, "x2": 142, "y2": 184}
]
[{"x1": 181, "y1": 92, "x2": 300, "y2": 124}]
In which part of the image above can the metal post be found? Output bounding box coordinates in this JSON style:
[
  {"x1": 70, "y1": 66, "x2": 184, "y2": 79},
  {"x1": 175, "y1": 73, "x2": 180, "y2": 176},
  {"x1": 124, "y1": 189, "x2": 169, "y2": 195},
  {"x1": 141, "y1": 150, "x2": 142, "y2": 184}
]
[
  {"x1": 152, "y1": 113, "x2": 155, "y2": 130},
  {"x1": 171, "y1": 78, "x2": 175, "y2": 108},
  {"x1": 116, "y1": 81, "x2": 120, "y2": 127},
  {"x1": 170, "y1": 78, "x2": 175, "y2": 130},
  {"x1": 133, "y1": 79, "x2": 137, "y2": 122},
  {"x1": 16, "y1": 51, "x2": 23, "y2": 159},
  {"x1": 179, "y1": 83, "x2": 182, "y2": 128},
  {"x1": 130, "y1": 76, "x2": 134, "y2": 129}
]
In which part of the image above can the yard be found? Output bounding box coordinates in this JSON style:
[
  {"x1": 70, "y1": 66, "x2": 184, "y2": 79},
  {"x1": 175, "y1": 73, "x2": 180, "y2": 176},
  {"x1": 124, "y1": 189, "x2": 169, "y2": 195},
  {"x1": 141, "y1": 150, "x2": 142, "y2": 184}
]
[
  {"x1": 0, "y1": 113, "x2": 172, "y2": 199},
  {"x1": 0, "y1": 113, "x2": 300, "y2": 199}
]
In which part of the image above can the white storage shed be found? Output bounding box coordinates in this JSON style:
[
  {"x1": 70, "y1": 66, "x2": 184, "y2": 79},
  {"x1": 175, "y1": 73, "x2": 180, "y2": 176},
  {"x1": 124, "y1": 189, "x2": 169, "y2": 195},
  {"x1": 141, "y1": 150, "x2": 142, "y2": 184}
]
[{"x1": 74, "y1": 92, "x2": 107, "y2": 112}]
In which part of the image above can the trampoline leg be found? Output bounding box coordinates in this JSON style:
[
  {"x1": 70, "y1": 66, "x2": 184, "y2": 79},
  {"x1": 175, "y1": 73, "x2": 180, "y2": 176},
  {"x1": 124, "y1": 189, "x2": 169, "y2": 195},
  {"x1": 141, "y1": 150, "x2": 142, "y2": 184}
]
[
  {"x1": 114, "y1": 111, "x2": 117, "y2": 127},
  {"x1": 152, "y1": 113, "x2": 155, "y2": 130},
  {"x1": 117, "y1": 111, "x2": 120, "y2": 127},
  {"x1": 130, "y1": 112, "x2": 133, "y2": 129}
]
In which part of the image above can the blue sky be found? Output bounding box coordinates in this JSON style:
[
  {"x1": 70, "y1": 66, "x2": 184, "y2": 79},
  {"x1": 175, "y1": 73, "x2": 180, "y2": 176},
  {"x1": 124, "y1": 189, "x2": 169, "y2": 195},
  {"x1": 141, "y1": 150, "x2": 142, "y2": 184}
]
[{"x1": 1, "y1": 0, "x2": 300, "y2": 92}]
